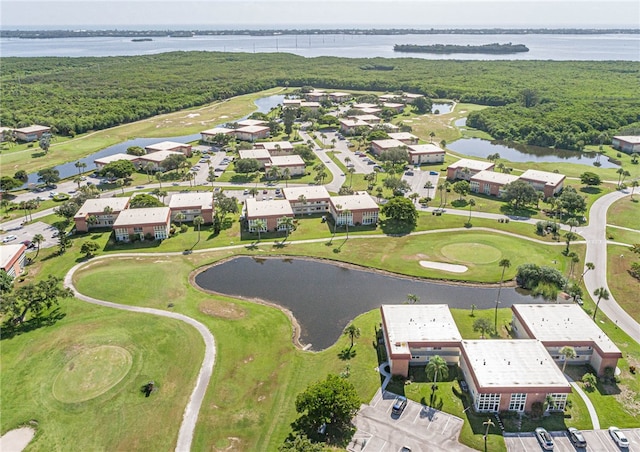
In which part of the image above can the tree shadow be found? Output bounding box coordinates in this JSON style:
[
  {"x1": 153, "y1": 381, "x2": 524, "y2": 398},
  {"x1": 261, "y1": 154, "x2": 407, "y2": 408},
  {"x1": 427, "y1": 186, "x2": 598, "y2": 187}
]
[
  {"x1": 379, "y1": 219, "x2": 414, "y2": 236},
  {"x1": 1, "y1": 308, "x2": 66, "y2": 341},
  {"x1": 338, "y1": 348, "x2": 357, "y2": 360},
  {"x1": 229, "y1": 174, "x2": 253, "y2": 184},
  {"x1": 451, "y1": 199, "x2": 469, "y2": 208},
  {"x1": 580, "y1": 186, "x2": 602, "y2": 195}
]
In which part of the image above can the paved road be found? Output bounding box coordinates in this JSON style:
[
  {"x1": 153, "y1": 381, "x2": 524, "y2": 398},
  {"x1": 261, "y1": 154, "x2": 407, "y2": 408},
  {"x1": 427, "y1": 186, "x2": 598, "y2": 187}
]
[
  {"x1": 505, "y1": 428, "x2": 640, "y2": 452},
  {"x1": 64, "y1": 259, "x2": 216, "y2": 452},
  {"x1": 299, "y1": 130, "x2": 346, "y2": 192},
  {"x1": 576, "y1": 188, "x2": 640, "y2": 345}
]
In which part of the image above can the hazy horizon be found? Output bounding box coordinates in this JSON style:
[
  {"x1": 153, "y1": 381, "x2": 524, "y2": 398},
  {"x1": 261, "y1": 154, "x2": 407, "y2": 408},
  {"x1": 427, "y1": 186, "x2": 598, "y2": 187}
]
[{"x1": 2, "y1": 1, "x2": 639, "y2": 29}]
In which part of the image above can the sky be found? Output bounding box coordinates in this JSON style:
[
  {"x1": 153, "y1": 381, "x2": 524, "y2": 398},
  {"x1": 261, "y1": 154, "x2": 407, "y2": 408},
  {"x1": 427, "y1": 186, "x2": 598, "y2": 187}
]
[{"x1": 1, "y1": 0, "x2": 639, "y2": 29}]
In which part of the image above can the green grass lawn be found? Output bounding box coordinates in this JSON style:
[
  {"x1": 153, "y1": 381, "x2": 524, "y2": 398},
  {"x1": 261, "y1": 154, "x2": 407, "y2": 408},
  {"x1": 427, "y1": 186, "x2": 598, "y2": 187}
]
[
  {"x1": 606, "y1": 244, "x2": 640, "y2": 322},
  {"x1": 606, "y1": 227, "x2": 640, "y2": 245},
  {"x1": 0, "y1": 298, "x2": 204, "y2": 451},
  {"x1": 607, "y1": 196, "x2": 640, "y2": 229}
]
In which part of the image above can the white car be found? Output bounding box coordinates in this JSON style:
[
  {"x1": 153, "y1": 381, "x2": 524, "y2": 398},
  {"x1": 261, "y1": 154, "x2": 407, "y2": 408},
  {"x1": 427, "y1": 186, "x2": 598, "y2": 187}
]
[
  {"x1": 2, "y1": 235, "x2": 18, "y2": 243},
  {"x1": 609, "y1": 427, "x2": 629, "y2": 448}
]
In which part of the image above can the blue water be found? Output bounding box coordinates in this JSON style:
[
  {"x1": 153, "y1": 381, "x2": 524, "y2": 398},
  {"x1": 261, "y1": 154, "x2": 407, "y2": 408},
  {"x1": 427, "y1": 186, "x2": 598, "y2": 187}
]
[{"x1": 1, "y1": 33, "x2": 638, "y2": 61}]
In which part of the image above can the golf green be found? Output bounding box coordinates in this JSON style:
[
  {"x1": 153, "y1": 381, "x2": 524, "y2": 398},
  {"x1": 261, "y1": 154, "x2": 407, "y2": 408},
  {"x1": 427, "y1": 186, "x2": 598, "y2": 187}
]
[
  {"x1": 52, "y1": 345, "x2": 133, "y2": 403},
  {"x1": 440, "y1": 242, "x2": 502, "y2": 264}
]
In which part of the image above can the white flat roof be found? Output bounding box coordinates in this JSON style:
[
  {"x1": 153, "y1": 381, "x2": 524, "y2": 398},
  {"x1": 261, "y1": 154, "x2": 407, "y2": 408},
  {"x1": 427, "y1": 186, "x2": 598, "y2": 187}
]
[
  {"x1": 301, "y1": 101, "x2": 321, "y2": 108},
  {"x1": 353, "y1": 103, "x2": 378, "y2": 109},
  {"x1": 330, "y1": 193, "x2": 379, "y2": 211},
  {"x1": 614, "y1": 135, "x2": 640, "y2": 144},
  {"x1": 236, "y1": 119, "x2": 267, "y2": 127},
  {"x1": 1, "y1": 244, "x2": 26, "y2": 269},
  {"x1": 448, "y1": 158, "x2": 494, "y2": 171},
  {"x1": 75, "y1": 197, "x2": 130, "y2": 218},
  {"x1": 330, "y1": 92, "x2": 350, "y2": 97},
  {"x1": 245, "y1": 198, "x2": 293, "y2": 218},
  {"x1": 382, "y1": 304, "x2": 462, "y2": 345},
  {"x1": 235, "y1": 125, "x2": 270, "y2": 133},
  {"x1": 383, "y1": 102, "x2": 404, "y2": 108},
  {"x1": 519, "y1": 169, "x2": 565, "y2": 186},
  {"x1": 255, "y1": 141, "x2": 294, "y2": 152},
  {"x1": 339, "y1": 118, "x2": 370, "y2": 127},
  {"x1": 404, "y1": 93, "x2": 424, "y2": 99},
  {"x1": 353, "y1": 114, "x2": 381, "y2": 122},
  {"x1": 239, "y1": 149, "x2": 271, "y2": 160},
  {"x1": 463, "y1": 340, "x2": 571, "y2": 390},
  {"x1": 113, "y1": 207, "x2": 170, "y2": 226},
  {"x1": 372, "y1": 139, "x2": 405, "y2": 149},
  {"x1": 267, "y1": 155, "x2": 305, "y2": 166},
  {"x1": 145, "y1": 141, "x2": 188, "y2": 152},
  {"x1": 388, "y1": 132, "x2": 418, "y2": 141},
  {"x1": 16, "y1": 125, "x2": 50, "y2": 133},
  {"x1": 138, "y1": 150, "x2": 183, "y2": 163},
  {"x1": 168, "y1": 192, "x2": 213, "y2": 210},
  {"x1": 512, "y1": 304, "x2": 621, "y2": 354},
  {"x1": 359, "y1": 107, "x2": 382, "y2": 114},
  {"x1": 94, "y1": 153, "x2": 138, "y2": 165},
  {"x1": 408, "y1": 144, "x2": 445, "y2": 155},
  {"x1": 471, "y1": 170, "x2": 519, "y2": 185},
  {"x1": 201, "y1": 127, "x2": 234, "y2": 135},
  {"x1": 282, "y1": 185, "x2": 330, "y2": 201}
]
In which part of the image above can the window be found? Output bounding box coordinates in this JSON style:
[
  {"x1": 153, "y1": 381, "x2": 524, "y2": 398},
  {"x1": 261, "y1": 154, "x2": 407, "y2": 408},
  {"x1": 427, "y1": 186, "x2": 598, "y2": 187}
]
[
  {"x1": 508, "y1": 393, "x2": 527, "y2": 412},
  {"x1": 115, "y1": 228, "x2": 129, "y2": 242},
  {"x1": 361, "y1": 211, "x2": 378, "y2": 225},
  {"x1": 154, "y1": 225, "x2": 167, "y2": 240},
  {"x1": 475, "y1": 393, "x2": 501, "y2": 412},
  {"x1": 546, "y1": 393, "x2": 567, "y2": 411}
]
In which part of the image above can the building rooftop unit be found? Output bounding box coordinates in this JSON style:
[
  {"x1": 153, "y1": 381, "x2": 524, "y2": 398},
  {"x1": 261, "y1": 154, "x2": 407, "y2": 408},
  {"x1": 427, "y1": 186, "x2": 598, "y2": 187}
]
[
  {"x1": 613, "y1": 135, "x2": 640, "y2": 144},
  {"x1": 462, "y1": 340, "x2": 571, "y2": 391},
  {"x1": 254, "y1": 141, "x2": 294, "y2": 153},
  {"x1": 201, "y1": 127, "x2": 234, "y2": 135},
  {"x1": 94, "y1": 153, "x2": 138, "y2": 166},
  {"x1": 388, "y1": 132, "x2": 418, "y2": 142},
  {"x1": 352, "y1": 114, "x2": 381, "y2": 122},
  {"x1": 235, "y1": 125, "x2": 270, "y2": 134},
  {"x1": 519, "y1": 169, "x2": 565, "y2": 186},
  {"x1": 448, "y1": 158, "x2": 495, "y2": 172},
  {"x1": 74, "y1": 197, "x2": 131, "y2": 219},
  {"x1": 382, "y1": 304, "x2": 462, "y2": 344},
  {"x1": 113, "y1": 207, "x2": 170, "y2": 226},
  {"x1": 266, "y1": 155, "x2": 305, "y2": 167},
  {"x1": 15, "y1": 125, "x2": 50, "y2": 134},
  {"x1": 168, "y1": 192, "x2": 214, "y2": 210},
  {"x1": 245, "y1": 198, "x2": 294, "y2": 217},
  {"x1": 353, "y1": 102, "x2": 378, "y2": 109},
  {"x1": 471, "y1": 170, "x2": 519, "y2": 185},
  {"x1": 236, "y1": 119, "x2": 268, "y2": 127},
  {"x1": 371, "y1": 139, "x2": 405, "y2": 149},
  {"x1": 339, "y1": 118, "x2": 370, "y2": 128},
  {"x1": 145, "y1": 141, "x2": 188, "y2": 152},
  {"x1": 137, "y1": 150, "x2": 183, "y2": 163},
  {"x1": 408, "y1": 144, "x2": 445, "y2": 154},
  {"x1": 0, "y1": 244, "x2": 27, "y2": 270},
  {"x1": 512, "y1": 304, "x2": 621, "y2": 354}
]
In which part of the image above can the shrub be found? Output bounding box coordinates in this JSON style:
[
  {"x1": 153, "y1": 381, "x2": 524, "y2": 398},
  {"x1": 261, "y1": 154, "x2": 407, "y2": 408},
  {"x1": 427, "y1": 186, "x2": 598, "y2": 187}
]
[{"x1": 180, "y1": 224, "x2": 188, "y2": 233}]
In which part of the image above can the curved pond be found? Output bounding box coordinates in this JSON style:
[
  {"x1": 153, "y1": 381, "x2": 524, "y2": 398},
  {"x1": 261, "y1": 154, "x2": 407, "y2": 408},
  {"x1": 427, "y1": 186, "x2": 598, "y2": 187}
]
[
  {"x1": 448, "y1": 137, "x2": 619, "y2": 168},
  {"x1": 194, "y1": 256, "x2": 536, "y2": 350},
  {"x1": 23, "y1": 94, "x2": 285, "y2": 186}
]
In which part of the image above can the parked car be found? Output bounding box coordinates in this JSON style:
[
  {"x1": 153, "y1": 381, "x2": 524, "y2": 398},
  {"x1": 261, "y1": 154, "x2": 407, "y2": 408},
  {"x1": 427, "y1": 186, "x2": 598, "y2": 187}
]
[
  {"x1": 459, "y1": 380, "x2": 469, "y2": 392},
  {"x1": 21, "y1": 240, "x2": 35, "y2": 249},
  {"x1": 391, "y1": 396, "x2": 407, "y2": 416},
  {"x1": 609, "y1": 427, "x2": 629, "y2": 448},
  {"x1": 243, "y1": 189, "x2": 249, "y2": 195},
  {"x1": 263, "y1": 189, "x2": 268, "y2": 194},
  {"x1": 567, "y1": 427, "x2": 587, "y2": 447},
  {"x1": 2, "y1": 235, "x2": 18, "y2": 243},
  {"x1": 535, "y1": 427, "x2": 554, "y2": 451}
]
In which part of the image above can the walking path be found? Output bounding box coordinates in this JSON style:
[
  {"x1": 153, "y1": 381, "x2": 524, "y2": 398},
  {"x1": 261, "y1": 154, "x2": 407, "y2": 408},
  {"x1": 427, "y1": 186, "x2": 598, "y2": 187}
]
[
  {"x1": 63, "y1": 260, "x2": 216, "y2": 452},
  {"x1": 566, "y1": 375, "x2": 600, "y2": 430}
]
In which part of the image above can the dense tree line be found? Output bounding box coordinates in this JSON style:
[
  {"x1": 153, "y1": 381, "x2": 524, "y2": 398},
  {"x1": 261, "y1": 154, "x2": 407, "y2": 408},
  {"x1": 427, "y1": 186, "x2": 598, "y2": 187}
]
[{"x1": 1, "y1": 53, "x2": 638, "y2": 148}]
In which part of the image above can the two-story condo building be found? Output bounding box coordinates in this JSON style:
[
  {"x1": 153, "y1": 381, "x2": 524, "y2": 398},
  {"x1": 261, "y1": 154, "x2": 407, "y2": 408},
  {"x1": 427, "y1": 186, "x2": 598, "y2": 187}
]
[
  {"x1": 282, "y1": 186, "x2": 331, "y2": 215},
  {"x1": 244, "y1": 198, "x2": 294, "y2": 232},
  {"x1": 113, "y1": 207, "x2": 171, "y2": 242},
  {"x1": 168, "y1": 192, "x2": 214, "y2": 224},
  {"x1": 74, "y1": 197, "x2": 131, "y2": 233},
  {"x1": 329, "y1": 193, "x2": 379, "y2": 226}
]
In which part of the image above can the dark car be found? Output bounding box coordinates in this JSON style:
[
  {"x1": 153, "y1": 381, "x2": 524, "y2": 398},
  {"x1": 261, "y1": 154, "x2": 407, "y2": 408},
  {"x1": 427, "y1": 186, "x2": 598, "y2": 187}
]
[
  {"x1": 535, "y1": 427, "x2": 554, "y2": 451},
  {"x1": 459, "y1": 380, "x2": 469, "y2": 392},
  {"x1": 391, "y1": 396, "x2": 407, "y2": 416},
  {"x1": 567, "y1": 427, "x2": 587, "y2": 447}
]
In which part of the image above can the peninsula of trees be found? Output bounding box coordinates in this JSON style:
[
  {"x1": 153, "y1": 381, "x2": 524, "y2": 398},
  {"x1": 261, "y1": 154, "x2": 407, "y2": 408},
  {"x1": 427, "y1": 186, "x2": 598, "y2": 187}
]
[{"x1": 394, "y1": 43, "x2": 529, "y2": 54}]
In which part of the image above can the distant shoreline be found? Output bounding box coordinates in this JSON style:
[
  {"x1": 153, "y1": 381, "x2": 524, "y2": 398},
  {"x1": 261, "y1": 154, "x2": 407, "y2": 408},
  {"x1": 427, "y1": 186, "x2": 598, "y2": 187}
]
[
  {"x1": 2, "y1": 28, "x2": 638, "y2": 39},
  {"x1": 394, "y1": 43, "x2": 530, "y2": 54}
]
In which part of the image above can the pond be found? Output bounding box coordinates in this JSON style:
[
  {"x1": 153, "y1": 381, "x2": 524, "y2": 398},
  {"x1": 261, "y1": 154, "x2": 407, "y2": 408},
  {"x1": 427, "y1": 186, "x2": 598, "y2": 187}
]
[
  {"x1": 448, "y1": 137, "x2": 619, "y2": 168},
  {"x1": 194, "y1": 256, "x2": 536, "y2": 350},
  {"x1": 432, "y1": 102, "x2": 453, "y2": 114},
  {"x1": 23, "y1": 94, "x2": 286, "y2": 186}
]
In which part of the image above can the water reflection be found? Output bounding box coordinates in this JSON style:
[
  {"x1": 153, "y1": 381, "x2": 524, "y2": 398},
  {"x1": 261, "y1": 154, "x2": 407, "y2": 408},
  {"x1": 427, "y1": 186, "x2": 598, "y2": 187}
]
[{"x1": 194, "y1": 256, "x2": 536, "y2": 350}]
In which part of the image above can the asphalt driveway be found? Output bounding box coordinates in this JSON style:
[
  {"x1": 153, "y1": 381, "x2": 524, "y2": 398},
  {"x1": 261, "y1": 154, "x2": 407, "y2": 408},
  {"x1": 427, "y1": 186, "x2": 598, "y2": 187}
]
[{"x1": 505, "y1": 428, "x2": 640, "y2": 452}]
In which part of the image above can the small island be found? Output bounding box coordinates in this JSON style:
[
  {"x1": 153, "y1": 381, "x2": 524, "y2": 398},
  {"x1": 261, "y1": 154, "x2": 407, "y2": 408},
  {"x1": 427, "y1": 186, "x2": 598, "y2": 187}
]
[
  {"x1": 131, "y1": 38, "x2": 153, "y2": 42},
  {"x1": 394, "y1": 43, "x2": 529, "y2": 54}
]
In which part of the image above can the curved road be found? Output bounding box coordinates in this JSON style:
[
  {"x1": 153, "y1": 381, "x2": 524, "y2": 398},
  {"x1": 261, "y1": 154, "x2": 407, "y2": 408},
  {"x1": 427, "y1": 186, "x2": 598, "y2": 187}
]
[
  {"x1": 63, "y1": 260, "x2": 216, "y2": 452},
  {"x1": 576, "y1": 188, "x2": 640, "y2": 345}
]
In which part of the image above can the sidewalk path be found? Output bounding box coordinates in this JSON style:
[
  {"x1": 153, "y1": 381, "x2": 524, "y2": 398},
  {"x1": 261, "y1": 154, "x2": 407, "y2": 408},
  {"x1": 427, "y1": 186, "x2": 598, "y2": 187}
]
[{"x1": 566, "y1": 375, "x2": 600, "y2": 430}]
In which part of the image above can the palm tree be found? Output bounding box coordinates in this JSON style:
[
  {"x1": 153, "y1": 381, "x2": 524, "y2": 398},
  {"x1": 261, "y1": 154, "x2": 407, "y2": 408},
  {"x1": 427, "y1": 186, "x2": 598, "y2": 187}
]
[
  {"x1": 566, "y1": 218, "x2": 579, "y2": 232},
  {"x1": 343, "y1": 323, "x2": 361, "y2": 349},
  {"x1": 344, "y1": 156, "x2": 351, "y2": 166},
  {"x1": 409, "y1": 192, "x2": 420, "y2": 204},
  {"x1": 254, "y1": 219, "x2": 267, "y2": 241},
  {"x1": 144, "y1": 163, "x2": 154, "y2": 181},
  {"x1": 630, "y1": 179, "x2": 639, "y2": 200},
  {"x1": 467, "y1": 198, "x2": 476, "y2": 223},
  {"x1": 568, "y1": 252, "x2": 579, "y2": 278},
  {"x1": 282, "y1": 168, "x2": 291, "y2": 187},
  {"x1": 103, "y1": 205, "x2": 113, "y2": 216},
  {"x1": 495, "y1": 258, "x2": 511, "y2": 332},
  {"x1": 564, "y1": 231, "x2": 578, "y2": 254},
  {"x1": 330, "y1": 203, "x2": 342, "y2": 244},
  {"x1": 347, "y1": 167, "x2": 356, "y2": 187},
  {"x1": 155, "y1": 172, "x2": 163, "y2": 189},
  {"x1": 73, "y1": 176, "x2": 82, "y2": 189},
  {"x1": 343, "y1": 208, "x2": 352, "y2": 240},
  {"x1": 174, "y1": 212, "x2": 186, "y2": 226},
  {"x1": 279, "y1": 216, "x2": 295, "y2": 242},
  {"x1": 424, "y1": 181, "x2": 433, "y2": 198},
  {"x1": 429, "y1": 131, "x2": 435, "y2": 143},
  {"x1": 437, "y1": 182, "x2": 446, "y2": 207},
  {"x1": 559, "y1": 346, "x2": 576, "y2": 373},
  {"x1": 425, "y1": 355, "x2": 448, "y2": 397},
  {"x1": 32, "y1": 233, "x2": 44, "y2": 259},
  {"x1": 616, "y1": 168, "x2": 625, "y2": 187},
  {"x1": 406, "y1": 293, "x2": 419, "y2": 304},
  {"x1": 193, "y1": 216, "x2": 204, "y2": 242},
  {"x1": 580, "y1": 262, "x2": 595, "y2": 282},
  {"x1": 592, "y1": 287, "x2": 609, "y2": 320}
]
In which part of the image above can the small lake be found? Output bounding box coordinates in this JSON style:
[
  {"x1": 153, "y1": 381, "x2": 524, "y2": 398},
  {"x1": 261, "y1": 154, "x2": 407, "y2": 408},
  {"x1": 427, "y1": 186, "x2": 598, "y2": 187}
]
[
  {"x1": 432, "y1": 103, "x2": 453, "y2": 114},
  {"x1": 448, "y1": 137, "x2": 619, "y2": 168},
  {"x1": 23, "y1": 94, "x2": 285, "y2": 186},
  {"x1": 194, "y1": 256, "x2": 536, "y2": 350}
]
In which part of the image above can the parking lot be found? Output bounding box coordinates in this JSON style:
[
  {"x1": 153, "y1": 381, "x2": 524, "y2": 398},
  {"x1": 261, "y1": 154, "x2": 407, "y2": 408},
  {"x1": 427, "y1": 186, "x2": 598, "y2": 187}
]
[
  {"x1": 505, "y1": 427, "x2": 640, "y2": 452},
  {"x1": 347, "y1": 390, "x2": 475, "y2": 452},
  {"x1": 402, "y1": 168, "x2": 441, "y2": 200}
]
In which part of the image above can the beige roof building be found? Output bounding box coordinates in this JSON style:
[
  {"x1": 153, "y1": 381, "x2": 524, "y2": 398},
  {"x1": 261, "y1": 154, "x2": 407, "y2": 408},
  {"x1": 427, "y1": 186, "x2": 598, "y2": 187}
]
[
  {"x1": 75, "y1": 197, "x2": 131, "y2": 219},
  {"x1": 254, "y1": 141, "x2": 294, "y2": 154},
  {"x1": 519, "y1": 169, "x2": 565, "y2": 187},
  {"x1": 236, "y1": 119, "x2": 268, "y2": 127},
  {"x1": 353, "y1": 102, "x2": 378, "y2": 109},
  {"x1": 113, "y1": 207, "x2": 171, "y2": 227},
  {"x1": 239, "y1": 148, "x2": 271, "y2": 160},
  {"x1": 330, "y1": 193, "x2": 379, "y2": 211},
  {"x1": 283, "y1": 186, "x2": 330, "y2": 202},
  {"x1": 245, "y1": 198, "x2": 294, "y2": 218},
  {"x1": 94, "y1": 153, "x2": 139, "y2": 167},
  {"x1": 471, "y1": 170, "x2": 519, "y2": 185},
  {"x1": 388, "y1": 132, "x2": 419, "y2": 143},
  {"x1": 168, "y1": 192, "x2": 214, "y2": 210}
]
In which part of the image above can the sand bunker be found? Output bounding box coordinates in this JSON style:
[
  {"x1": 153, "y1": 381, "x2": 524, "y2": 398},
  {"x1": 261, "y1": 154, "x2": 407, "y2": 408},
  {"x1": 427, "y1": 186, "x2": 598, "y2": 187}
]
[
  {"x1": 0, "y1": 427, "x2": 36, "y2": 452},
  {"x1": 419, "y1": 260, "x2": 468, "y2": 273}
]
